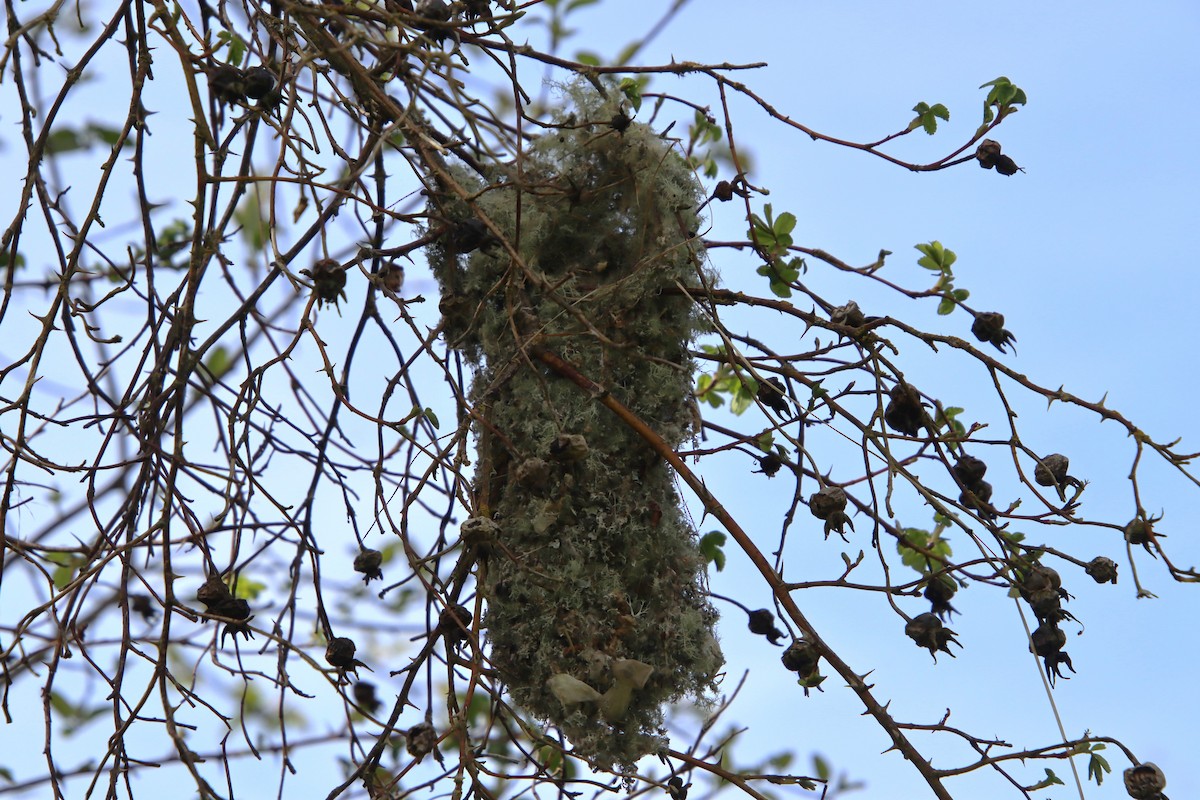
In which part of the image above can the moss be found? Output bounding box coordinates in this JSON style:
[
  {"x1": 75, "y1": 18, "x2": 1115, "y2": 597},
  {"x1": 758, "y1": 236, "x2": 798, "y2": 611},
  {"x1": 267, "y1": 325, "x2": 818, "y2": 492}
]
[{"x1": 430, "y1": 82, "x2": 722, "y2": 769}]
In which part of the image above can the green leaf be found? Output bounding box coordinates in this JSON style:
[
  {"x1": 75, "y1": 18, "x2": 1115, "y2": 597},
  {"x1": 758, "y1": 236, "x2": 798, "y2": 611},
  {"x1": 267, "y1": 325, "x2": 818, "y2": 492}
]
[
  {"x1": 234, "y1": 196, "x2": 268, "y2": 250},
  {"x1": 234, "y1": 578, "x2": 266, "y2": 600},
  {"x1": 574, "y1": 50, "x2": 601, "y2": 67},
  {"x1": 50, "y1": 555, "x2": 84, "y2": 590},
  {"x1": 1029, "y1": 768, "x2": 1064, "y2": 791},
  {"x1": 911, "y1": 101, "x2": 947, "y2": 135},
  {"x1": 773, "y1": 212, "x2": 797, "y2": 237},
  {"x1": 1087, "y1": 752, "x2": 1111, "y2": 785},
  {"x1": 937, "y1": 296, "x2": 957, "y2": 315},
  {"x1": 45, "y1": 128, "x2": 84, "y2": 155},
  {"x1": 617, "y1": 77, "x2": 643, "y2": 112},
  {"x1": 216, "y1": 30, "x2": 247, "y2": 67},
  {"x1": 0, "y1": 250, "x2": 26, "y2": 270},
  {"x1": 813, "y1": 755, "x2": 831, "y2": 782},
  {"x1": 205, "y1": 346, "x2": 232, "y2": 381},
  {"x1": 730, "y1": 379, "x2": 755, "y2": 416},
  {"x1": 85, "y1": 123, "x2": 128, "y2": 147},
  {"x1": 897, "y1": 527, "x2": 952, "y2": 572},
  {"x1": 423, "y1": 407, "x2": 440, "y2": 429},
  {"x1": 699, "y1": 531, "x2": 727, "y2": 571},
  {"x1": 48, "y1": 692, "x2": 78, "y2": 717},
  {"x1": 915, "y1": 241, "x2": 956, "y2": 273}
]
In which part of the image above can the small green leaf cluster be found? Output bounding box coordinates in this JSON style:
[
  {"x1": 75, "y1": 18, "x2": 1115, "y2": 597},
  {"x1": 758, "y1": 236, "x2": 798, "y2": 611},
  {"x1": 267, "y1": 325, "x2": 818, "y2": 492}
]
[
  {"x1": 979, "y1": 76, "x2": 1027, "y2": 128},
  {"x1": 934, "y1": 405, "x2": 967, "y2": 450},
  {"x1": 44, "y1": 122, "x2": 133, "y2": 156},
  {"x1": 1074, "y1": 741, "x2": 1112, "y2": 786},
  {"x1": 897, "y1": 517, "x2": 953, "y2": 573},
  {"x1": 1027, "y1": 767, "x2": 1066, "y2": 791},
  {"x1": 914, "y1": 241, "x2": 969, "y2": 315},
  {"x1": 750, "y1": 205, "x2": 804, "y2": 297},
  {"x1": 909, "y1": 101, "x2": 950, "y2": 135},
  {"x1": 694, "y1": 348, "x2": 757, "y2": 414},
  {"x1": 215, "y1": 29, "x2": 248, "y2": 66},
  {"x1": 699, "y1": 531, "x2": 727, "y2": 571},
  {"x1": 618, "y1": 76, "x2": 646, "y2": 112},
  {"x1": 687, "y1": 109, "x2": 724, "y2": 178}
]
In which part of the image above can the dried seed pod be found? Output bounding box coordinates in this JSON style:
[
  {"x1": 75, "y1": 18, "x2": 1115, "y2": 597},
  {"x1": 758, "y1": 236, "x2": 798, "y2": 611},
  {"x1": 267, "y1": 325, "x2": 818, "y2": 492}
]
[
  {"x1": 1123, "y1": 516, "x2": 1163, "y2": 554},
  {"x1": 463, "y1": 0, "x2": 491, "y2": 21},
  {"x1": 548, "y1": 433, "x2": 589, "y2": 462},
  {"x1": 1123, "y1": 762, "x2": 1167, "y2": 800},
  {"x1": 952, "y1": 455, "x2": 988, "y2": 488},
  {"x1": 712, "y1": 180, "x2": 735, "y2": 202},
  {"x1": 756, "y1": 377, "x2": 789, "y2": 416},
  {"x1": 808, "y1": 485, "x2": 854, "y2": 538},
  {"x1": 747, "y1": 609, "x2": 785, "y2": 645},
  {"x1": 354, "y1": 549, "x2": 384, "y2": 583},
  {"x1": 197, "y1": 575, "x2": 232, "y2": 609},
  {"x1": 1026, "y1": 588, "x2": 1065, "y2": 622},
  {"x1": 970, "y1": 311, "x2": 1016, "y2": 353},
  {"x1": 214, "y1": 596, "x2": 251, "y2": 621},
  {"x1": 905, "y1": 612, "x2": 961, "y2": 660},
  {"x1": 129, "y1": 593, "x2": 158, "y2": 623},
  {"x1": 884, "y1": 383, "x2": 923, "y2": 436},
  {"x1": 755, "y1": 452, "x2": 783, "y2": 478},
  {"x1": 1030, "y1": 620, "x2": 1065, "y2": 658},
  {"x1": 780, "y1": 639, "x2": 820, "y2": 677},
  {"x1": 460, "y1": 515, "x2": 501, "y2": 556},
  {"x1": 212, "y1": 595, "x2": 254, "y2": 644},
  {"x1": 830, "y1": 301, "x2": 866, "y2": 328},
  {"x1": 324, "y1": 0, "x2": 349, "y2": 37},
  {"x1": 808, "y1": 486, "x2": 847, "y2": 520},
  {"x1": 1020, "y1": 564, "x2": 1064, "y2": 595},
  {"x1": 242, "y1": 66, "x2": 276, "y2": 100},
  {"x1": 438, "y1": 604, "x2": 473, "y2": 644},
  {"x1": 994, "y1": 154, "x2": 1021, "y2": 176},
  {"x1": 1030, "y1": 620, "x2": 1075, "y2": 684},
  {"x1": 257, "y1": 87, "x2": 284, "y2": 113},
  {"x1": 959, "y1": 480, "x2": 994, "y2": 517},
  {"x1": 209, "y1": 65, "x2": 246, "y2": 104},
  {"x1": 326, "y1": 637, "x2": 357, "y2": 667},
  {"x1": 515, "y1": 457, "x2": 552, "y2": 490},
  {"x1": 405, "y1": 720, "x2": 438, "y2": 760},
  {"x1": 1034, "y1": 454, "x2": 1070, "y2": 488},
  {"x1": 413, "y1": 0, "x2": 453, "y2": 44},
  {"x1": 302, "y1": 258, "x2": 347, "y2": 306},
  {"x1": 976, "y1": 139, "x2": 1002, "y2": 169},
  {"x1": 353, "y1": 680, "x2": 381, "y2": 713},
  {"x1": 1085, "y1": 556, "x2": 1118, "y2": 584},
  {"x1": 666, "y1": 776, "x2": 690, "y2": 800},
  {"x1": 326, "y1": 637, "x2": 359, "y2": 669},
  {"x1": 1018, "y1": 565, "x2": 1072, "y2": 622},
  {"x1": 446, "y1": 218, "x2": 490, "y2": 253},
  {"x1": 415, "y1": 0, "x2": 451, "y2": 21},
  {"x1": 923, "y1": 574, "x2": 958, "y2": 620},
  {"x1": 377, "y1": 262, "x2": 404, "y2": 294}
]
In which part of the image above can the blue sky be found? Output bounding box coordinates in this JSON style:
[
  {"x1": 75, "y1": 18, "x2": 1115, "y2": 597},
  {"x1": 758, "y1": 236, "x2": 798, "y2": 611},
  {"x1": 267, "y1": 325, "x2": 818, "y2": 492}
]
[{"x1": 1, "y1": 2, "x2": 1197, "y2": 798}]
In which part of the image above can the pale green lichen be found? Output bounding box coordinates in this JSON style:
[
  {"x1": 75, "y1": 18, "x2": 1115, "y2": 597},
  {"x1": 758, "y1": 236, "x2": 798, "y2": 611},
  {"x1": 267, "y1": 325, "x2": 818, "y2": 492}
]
[{"x1": 430, "y1": 82, "x2": 723, "y2": 769}]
